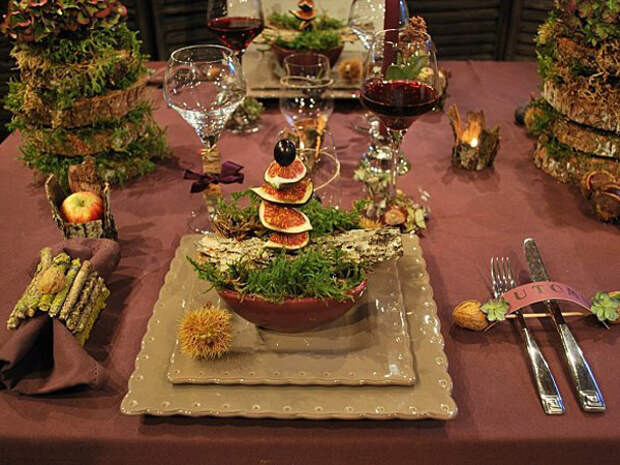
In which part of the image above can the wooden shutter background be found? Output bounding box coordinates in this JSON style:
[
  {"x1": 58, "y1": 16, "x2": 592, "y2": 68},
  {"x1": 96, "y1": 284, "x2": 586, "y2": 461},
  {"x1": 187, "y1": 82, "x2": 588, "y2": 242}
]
[
  {"x1": 504, "y1": 0, "x2": 553, "y2": 60},
  {"x1": 405, "y1": 0, "x2": 513, "y2": 60}
]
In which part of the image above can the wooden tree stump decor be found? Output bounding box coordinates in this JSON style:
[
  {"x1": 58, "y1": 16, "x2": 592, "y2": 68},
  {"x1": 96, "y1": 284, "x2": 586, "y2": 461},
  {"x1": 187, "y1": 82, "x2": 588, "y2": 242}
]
[
  {"x1": 448, "y1": 104, "x2": 500, "y2": 171},
  {"x1": 45, "y1": 157, "x2": 118, "y2": 240}
]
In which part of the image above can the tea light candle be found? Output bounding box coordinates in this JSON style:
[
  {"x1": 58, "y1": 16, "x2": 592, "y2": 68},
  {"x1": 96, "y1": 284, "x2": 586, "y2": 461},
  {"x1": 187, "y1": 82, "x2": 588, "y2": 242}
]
[{"x1": 448, "y1": 104, "x2": 500, "y2": 171}]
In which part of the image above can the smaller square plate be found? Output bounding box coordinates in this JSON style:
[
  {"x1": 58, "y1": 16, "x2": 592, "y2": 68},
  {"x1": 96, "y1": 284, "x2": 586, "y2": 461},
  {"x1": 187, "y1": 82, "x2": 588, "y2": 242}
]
[{"x1": 167, "y1": 256, "x2": 415, "y2": 386}]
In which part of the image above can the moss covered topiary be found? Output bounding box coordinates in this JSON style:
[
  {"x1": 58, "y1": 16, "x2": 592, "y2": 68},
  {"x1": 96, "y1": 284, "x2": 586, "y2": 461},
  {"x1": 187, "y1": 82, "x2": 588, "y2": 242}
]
[{"x1": 1, "y1": 0, "x2": 169, "y2": 185}]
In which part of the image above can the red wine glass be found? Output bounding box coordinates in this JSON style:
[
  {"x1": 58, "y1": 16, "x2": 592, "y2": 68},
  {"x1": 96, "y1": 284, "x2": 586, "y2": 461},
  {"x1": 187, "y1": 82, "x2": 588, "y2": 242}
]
[
  {"x1": 347, "y1": 0, "x2": 409, "y2": 134},
  {"x1": 360, "y1": 28, "x2": 440, "y2": 214},
  {"x1": 207, "y1": 0, "x2": 263, "y2": 134},
  {"x1": 207, "y1": 0, "x2": 264, "y2": 61}
]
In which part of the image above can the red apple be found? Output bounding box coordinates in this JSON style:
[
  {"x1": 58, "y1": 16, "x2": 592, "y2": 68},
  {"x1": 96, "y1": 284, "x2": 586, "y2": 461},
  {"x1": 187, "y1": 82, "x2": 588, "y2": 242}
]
[{"x1": 61, "y1": 191, "x2": 104, "y2": 224}]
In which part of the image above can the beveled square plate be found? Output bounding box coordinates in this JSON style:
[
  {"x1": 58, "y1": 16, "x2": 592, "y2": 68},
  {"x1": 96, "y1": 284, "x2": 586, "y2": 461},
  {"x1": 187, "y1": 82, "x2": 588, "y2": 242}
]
[
  {"x1": 121, "y1": 234, "x2": 457, "y2": 420},
  {"x1": 167, "y1": 248, "x2": 415, "y2": 386}
]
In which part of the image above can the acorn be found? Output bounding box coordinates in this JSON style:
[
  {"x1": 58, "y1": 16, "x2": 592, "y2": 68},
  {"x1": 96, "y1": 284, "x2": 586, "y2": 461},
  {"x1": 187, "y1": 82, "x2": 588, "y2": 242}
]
[
  {"x1": 274, "y1": 139, "x2": 297, "y2": 167},
  {"x1": 178, "y1": 305, "x2": 233, "y2": 359}
]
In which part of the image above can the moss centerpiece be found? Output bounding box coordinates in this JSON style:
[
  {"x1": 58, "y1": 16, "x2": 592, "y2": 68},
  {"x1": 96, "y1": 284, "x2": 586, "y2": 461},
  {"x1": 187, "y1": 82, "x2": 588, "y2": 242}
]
[
  {"x1": 1, "y1": 0, "x2": 170, "y2": 185},
  {"x1": 266, "y1": 0, "x2": 345, "y2": 66}
]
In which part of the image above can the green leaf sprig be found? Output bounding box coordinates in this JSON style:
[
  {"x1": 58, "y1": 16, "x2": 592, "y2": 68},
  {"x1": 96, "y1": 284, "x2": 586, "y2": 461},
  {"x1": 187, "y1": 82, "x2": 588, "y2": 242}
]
[
  {"x1": 481, "y1": 297, "x2": 510, "y2": 322},
  {"x1": 385, "y1": 52, "x2": 428, "y2": 81},
  {"x1": 590, "y1": 291, "x2": 620, "y2": 323}
]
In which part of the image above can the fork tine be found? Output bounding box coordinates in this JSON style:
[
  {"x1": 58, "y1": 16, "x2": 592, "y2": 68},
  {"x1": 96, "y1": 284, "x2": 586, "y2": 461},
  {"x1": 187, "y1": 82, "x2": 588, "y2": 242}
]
[
  {"x1": 504, "y1": 257, "x2": 516, "y2": 289},
  {"x1": 499, "y1": 257, "x2": 507, "y2": 293},
  {"x1": 490, "y1": 257, "x2": 499, "y2": 298},
  {"x1": 496, "y1": 257, "x2": 506, "y2": 294}
]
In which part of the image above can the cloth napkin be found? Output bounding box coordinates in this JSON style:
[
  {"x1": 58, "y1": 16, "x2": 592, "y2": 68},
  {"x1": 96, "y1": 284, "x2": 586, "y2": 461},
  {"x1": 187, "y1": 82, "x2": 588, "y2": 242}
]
[{"x1": 0, "y1": 238, "x2": 120, "y2": 394}]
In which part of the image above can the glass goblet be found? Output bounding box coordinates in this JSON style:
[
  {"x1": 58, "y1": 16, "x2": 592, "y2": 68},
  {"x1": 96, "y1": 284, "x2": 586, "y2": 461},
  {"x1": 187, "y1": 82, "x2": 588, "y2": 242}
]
[
  {"x1": 279, "y1": 52, "x2": 334, "y2": 130},
  {"x1": 275, "y1": 126, "x2": 341, "y2": 208},
  {"x1": 347, "y1": 0, "x2": 409, "y2": 134},
  {"x1": 359, "y1": 29, "x2": 440, "y2": 218},
  {"x1": 207, "y1": 0, "x2": 264, "y2": 134},
  {"x1": 164, "y1": 44, "x2": 246, "y2": 233}
]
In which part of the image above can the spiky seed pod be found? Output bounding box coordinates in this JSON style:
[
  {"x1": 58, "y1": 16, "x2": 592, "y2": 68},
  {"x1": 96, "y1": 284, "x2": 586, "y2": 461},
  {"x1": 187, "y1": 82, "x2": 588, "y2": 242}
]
[{"x1": 178, "y1": 306, "x2": 233, "y2": 359}]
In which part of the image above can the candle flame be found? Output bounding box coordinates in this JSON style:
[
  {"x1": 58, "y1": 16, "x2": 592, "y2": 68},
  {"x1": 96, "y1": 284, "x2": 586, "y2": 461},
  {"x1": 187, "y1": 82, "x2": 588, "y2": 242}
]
[{"x1": 470, "y1": 137, "x2": 479, "y2": 148}]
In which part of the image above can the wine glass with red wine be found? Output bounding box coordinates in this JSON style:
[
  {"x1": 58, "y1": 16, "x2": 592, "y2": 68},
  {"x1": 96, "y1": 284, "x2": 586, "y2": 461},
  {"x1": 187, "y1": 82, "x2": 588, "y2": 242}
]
[
  {"x1": 207, "y1": 0, "x2": 263, "y2": 134},
  {"x1": 347, "y1": 0, "x2": 409, "y2": 134},
  {"x1": 360, "y1": 28, "x2": 440, "y2": 214},
  {"x1": 207, "y1": 0, "x2": 264, "y2": 59}
]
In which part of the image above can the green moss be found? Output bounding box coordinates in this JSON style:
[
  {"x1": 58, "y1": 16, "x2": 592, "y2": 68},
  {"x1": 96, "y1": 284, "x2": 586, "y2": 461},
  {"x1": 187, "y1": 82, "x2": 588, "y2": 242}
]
[
  {"x1": 7, "y1": 24, "x2": 146, "y2": 110},
  {"x1": 19, "y1": 122, "x2": 169, "y2": 186},
  {"x1": 268, "y1": 11, "x2": 344, "y2": 31},
  {"x1": 526, "y1": 99, "x2": 557, "y2": 135},
  {"x1": 276, "y1": 30, "x2": 342, "y2": 51},
  {"x1": 3, "y1": 80, "x2": 25, "y2": 113},
  {"x1": 189, "y1": 245, "x2": 366, "y2": 303},
  {"x1": 299, "y1": 199, "x2": 360, "y2": 236},
  {"x1": 17, "y1": 23, "x2": 144, "y2": 65}
]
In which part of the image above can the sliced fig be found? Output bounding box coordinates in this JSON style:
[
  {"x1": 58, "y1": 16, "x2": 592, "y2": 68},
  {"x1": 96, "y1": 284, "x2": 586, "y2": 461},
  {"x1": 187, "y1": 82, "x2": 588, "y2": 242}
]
[
  {"x1": 264, "y1": 157, "x2": 307, "y2": 189},
  {"x1": 252, "y1": 180, "x2": 313, "y2": 205},
  {"x1": 297, "y1": 0, "x2": 315, "y2": 11},
  {"x1": 259, "y1": 201, "x2": 312, "y2": 233},
  {"x1": 290, "y1": 9, "x2": 316, "y2": 21},
  {"x1": 265, "y1": 231, "x2": 310, "y2": 250}
]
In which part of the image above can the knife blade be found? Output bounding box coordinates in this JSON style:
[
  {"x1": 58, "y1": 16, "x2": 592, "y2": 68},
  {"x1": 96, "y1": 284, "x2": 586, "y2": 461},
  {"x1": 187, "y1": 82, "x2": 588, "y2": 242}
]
[{"x1": 523, "y1": 238, "x2": 606, "y2": 412}]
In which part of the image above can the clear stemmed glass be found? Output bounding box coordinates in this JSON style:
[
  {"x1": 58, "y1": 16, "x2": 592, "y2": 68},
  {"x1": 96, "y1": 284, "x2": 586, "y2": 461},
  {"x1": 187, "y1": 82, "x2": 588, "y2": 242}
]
[
  {"x1": 359, "y1": 29, "x2": 440, "y2": 217},
  {"x1": 279, "y1": 52, "x2": 334, "y2": 129},
  {"x1": 207, "y1": 0, "x2": 264, "y2": 134},
  {"x1": 164, "y1": 44, "x2": 246, "y2": 232},
  {"x1": 348, "y1": 0, "x2": 409, "y2": 133}
]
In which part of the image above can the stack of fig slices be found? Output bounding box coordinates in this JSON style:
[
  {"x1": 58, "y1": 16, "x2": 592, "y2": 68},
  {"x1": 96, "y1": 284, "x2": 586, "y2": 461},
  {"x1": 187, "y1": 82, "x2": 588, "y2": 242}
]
[{"x1": 252, "y1": 140, "x2": 313, "y2": 250}]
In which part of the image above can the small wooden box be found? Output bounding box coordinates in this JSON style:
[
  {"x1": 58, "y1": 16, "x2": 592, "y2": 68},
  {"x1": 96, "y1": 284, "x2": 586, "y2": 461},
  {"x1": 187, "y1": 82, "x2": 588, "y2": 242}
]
[{"x1": 45, "y1": 175, "x2": 118, "y2": 240}]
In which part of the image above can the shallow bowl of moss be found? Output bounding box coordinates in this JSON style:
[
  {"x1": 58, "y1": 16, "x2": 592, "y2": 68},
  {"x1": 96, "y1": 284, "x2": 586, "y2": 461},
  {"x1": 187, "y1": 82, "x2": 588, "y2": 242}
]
[{"x1": 217, "y1": 280, "x2": 367, "y2": 333}]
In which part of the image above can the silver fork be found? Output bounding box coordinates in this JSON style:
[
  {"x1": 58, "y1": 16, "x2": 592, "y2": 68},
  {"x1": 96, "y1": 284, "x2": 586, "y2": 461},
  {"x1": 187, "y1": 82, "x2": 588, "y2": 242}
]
[{"x1": 491, "y1": 257, "x2": 565, "y2": 415}]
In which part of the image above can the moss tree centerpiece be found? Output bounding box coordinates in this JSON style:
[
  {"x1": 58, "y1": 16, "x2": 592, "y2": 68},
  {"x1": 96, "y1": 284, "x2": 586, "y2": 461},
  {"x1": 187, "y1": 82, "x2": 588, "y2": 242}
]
[
  {"x1": 524, "y1": 0, "x2": 619, "y2": 184},
  {"x1": 1, "y1": 0, "x2": 169, "y2": 185}
]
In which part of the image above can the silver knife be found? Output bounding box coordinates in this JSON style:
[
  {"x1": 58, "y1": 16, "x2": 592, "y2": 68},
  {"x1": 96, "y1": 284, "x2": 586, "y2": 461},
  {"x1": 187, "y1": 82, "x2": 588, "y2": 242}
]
[{"x1": 523, "y1": 238, "x2": 606, "y2": 412}]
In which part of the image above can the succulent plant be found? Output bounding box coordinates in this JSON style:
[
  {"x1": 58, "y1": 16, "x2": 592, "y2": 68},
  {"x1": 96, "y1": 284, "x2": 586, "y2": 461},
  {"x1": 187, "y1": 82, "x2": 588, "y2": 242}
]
[{"x1": 1, "y1": 0, "x2": 128, "y2": 43}]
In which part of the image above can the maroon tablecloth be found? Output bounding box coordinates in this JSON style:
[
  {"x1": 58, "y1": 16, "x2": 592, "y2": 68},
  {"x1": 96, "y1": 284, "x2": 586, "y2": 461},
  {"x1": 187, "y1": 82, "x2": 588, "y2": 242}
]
[{"x1": 0, "y1": 61, "x2": 618, "y2": 465}]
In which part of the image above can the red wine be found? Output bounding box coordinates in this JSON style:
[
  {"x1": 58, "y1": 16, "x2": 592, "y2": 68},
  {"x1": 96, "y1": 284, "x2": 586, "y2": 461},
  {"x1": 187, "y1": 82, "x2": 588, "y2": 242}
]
[
  {"x1": 360, "y1": 79, "x2": 439, "y2": 130},
  {"x1": 208, "y1": 16, "x2": 264, "y2": 53}
]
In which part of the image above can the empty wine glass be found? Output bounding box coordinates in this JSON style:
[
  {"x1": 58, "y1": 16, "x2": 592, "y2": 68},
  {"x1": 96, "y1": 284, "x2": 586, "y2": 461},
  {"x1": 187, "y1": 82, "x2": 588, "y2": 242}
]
[
  {"x1": 348, "y1": 0, "x2": 409, "y2": 134},
  {"x1": 279, "y1": 52, "x2": 334, "y2": 129},
  {"x1": 275, "y1": 127, "x2": 341, "y2": 207},
  {"x1": 360, "y1": 29, "x2": 440, "y2": 217},
  {"x1": 164, "y1": 44, "x2": 246, "y2": 232}
]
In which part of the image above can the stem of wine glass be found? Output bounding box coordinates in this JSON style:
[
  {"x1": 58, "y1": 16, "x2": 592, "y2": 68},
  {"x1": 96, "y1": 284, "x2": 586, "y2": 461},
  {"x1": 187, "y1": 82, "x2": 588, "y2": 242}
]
[{"x1": 386, "y1": 128, "x2": 404, "y2": 200}]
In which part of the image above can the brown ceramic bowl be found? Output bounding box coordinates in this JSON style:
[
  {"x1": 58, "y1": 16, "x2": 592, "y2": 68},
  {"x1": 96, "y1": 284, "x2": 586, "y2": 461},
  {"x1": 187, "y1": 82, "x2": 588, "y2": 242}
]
[
  {"x1": 272, "y1": 43, "x2": 344, "y2": 68},
  {"x1": 218, "y1": 281, "x2": 367, "y2": 333}
]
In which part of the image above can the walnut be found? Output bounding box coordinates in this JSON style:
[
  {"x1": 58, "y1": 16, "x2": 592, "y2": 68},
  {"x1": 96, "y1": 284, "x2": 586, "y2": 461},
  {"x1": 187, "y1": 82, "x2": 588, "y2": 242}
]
[
  {"x1": 37, "y1": 266, "x2": 66, "y2": 295},
  {"x1": 337, "y1": 59, "x2": 362, "y2": 83},
  {"x1": 452, "y1": 300, "x2": 489, "y2": 331}
]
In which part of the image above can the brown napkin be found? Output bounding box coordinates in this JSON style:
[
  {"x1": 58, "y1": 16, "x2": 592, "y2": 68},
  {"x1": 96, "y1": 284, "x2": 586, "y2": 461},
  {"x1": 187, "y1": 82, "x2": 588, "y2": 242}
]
[{"x1": 0, "y1": 238, "x2": 120, "y2": 394}]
